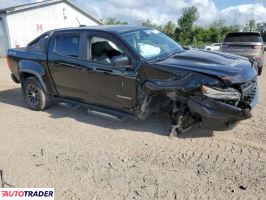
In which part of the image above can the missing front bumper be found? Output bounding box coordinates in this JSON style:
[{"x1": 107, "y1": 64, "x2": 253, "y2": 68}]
[{"x1": 188, "y1": 87, "x2": 259, "y2": 131}]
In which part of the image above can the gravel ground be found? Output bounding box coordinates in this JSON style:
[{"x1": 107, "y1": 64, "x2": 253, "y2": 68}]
[{"x1": 0, "y1": 58, "x2": 265, "y2": 200}]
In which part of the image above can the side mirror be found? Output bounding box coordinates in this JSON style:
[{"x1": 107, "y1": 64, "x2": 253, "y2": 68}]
[{"x1": 112, "y1": 55, "x2": 132, "y2": 69}]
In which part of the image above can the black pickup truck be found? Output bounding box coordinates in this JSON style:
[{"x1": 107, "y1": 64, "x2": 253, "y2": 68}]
[{"x1": 7, "y1": 25, "x2": 259, "y2": 135}]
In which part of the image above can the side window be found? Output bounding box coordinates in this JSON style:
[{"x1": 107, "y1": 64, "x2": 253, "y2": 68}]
[
  {"x1": 54, "y1": 34, "x2": 80, "y2": 58},
  {"x1": 28, "y1": 35, "x2": 48, "y2": 52},
  {"x1": 88, "y1": 36, "x2": 124, "y2": 65}
]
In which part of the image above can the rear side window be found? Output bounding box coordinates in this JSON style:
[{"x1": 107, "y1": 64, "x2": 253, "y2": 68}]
[
  {"x1": 28, "y1": 35, "x2": 48, "y2": 52},
  {"x1": 224, "y1": 33, "x2": 263, "y2": 42},
  {"x1": 54, "y1": 34, "x2": 80, "y2": 57}
]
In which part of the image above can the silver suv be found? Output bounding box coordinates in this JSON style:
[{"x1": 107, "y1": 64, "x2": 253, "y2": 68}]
[{"x1": 221, "y1": 32, "x2": 264, "y2": 75}]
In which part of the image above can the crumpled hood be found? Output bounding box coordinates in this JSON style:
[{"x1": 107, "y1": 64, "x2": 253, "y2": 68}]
[{"x1": 153, "y1": 49, "x2": 257, "y2": 84}]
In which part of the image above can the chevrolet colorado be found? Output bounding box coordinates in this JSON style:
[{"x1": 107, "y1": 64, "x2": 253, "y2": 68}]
[{"x1": 7, "y1": 25, "x2": 259, "y2": 135}]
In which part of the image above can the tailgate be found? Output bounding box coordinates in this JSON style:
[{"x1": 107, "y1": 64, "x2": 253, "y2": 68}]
[{"x1": 221, "y1": 42, "x2": 263, "y2": 56}]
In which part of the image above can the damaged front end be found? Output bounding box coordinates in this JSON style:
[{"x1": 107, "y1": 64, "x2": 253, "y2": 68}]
[
  {"x1": 188, "y1": 78, "x2": 258, "y2": 131},
  {"x1": 138, "y1": 71, "x2": 258, "y2": 135}
]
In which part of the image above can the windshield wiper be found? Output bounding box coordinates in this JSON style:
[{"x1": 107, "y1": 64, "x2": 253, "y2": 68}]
[
  {"x1": 150, "y1": 56, "x2": 169, "y2": 63},
  {"x1": 168, "y1": 50, "x2": 184, "y2": 58},
  {"x1": 150, "y1": 50, "x2": 184, "y2": 63}
]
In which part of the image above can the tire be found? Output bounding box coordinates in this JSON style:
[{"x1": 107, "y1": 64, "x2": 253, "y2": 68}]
[
  {"x1": 258, "y1": 65, "x2": 263, "y2": 76},
  {"x1": 22, "y1": 77, "x2": 51, "y2": 111}
]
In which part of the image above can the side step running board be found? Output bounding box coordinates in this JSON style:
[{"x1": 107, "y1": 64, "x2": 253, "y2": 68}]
[{"x1": 57, "y1": 97, "x2": 136, "y2": 121}]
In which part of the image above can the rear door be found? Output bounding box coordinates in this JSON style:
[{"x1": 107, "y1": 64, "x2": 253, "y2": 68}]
[{"x1": 48, "y1": 31, "x2": 96, "y2": 101}]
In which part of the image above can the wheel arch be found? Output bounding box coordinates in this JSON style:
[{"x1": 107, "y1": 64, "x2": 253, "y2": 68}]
[
  {"x1": 20, "y1": 70, "x2": 48, "y2": 93},
  {"x1": 18, "y1": 60, "x2": 48, "y2": 93}
]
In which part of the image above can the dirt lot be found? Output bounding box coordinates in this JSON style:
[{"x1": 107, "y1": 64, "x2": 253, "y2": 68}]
[{"x1": 0, "y1": 58, "x2": 265, "y2": 200}]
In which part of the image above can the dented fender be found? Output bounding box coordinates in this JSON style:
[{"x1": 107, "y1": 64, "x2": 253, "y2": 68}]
[
  {"x1": 142, "y1": 72, "x2": 222, "y2": 93},
  {"x1": 137, "y1": 63, "x2": 224, "y2": 119}
]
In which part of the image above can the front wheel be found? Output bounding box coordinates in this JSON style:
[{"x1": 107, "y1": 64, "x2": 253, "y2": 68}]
[{"x1": 22, "y1": 77, "x2": 51, "y2": 111}]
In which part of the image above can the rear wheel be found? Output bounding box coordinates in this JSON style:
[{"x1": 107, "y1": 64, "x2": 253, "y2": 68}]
[
  {"x1": 22, "y1": 77, "x2": 51, "y2": 110},
  {"x1": 258, "y1": 65, "x2": 263, "y2": 76}
]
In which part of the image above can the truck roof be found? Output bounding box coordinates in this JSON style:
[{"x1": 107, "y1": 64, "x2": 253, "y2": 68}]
[{"x1": 53, "y1": 25, "x2": 149, "y2": 34}]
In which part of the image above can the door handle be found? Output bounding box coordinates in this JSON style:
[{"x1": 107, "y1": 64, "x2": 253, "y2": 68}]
[
  {"x1": 57, "y1": 62, "x2": 81, "y2": 69},
  {"x1": 95, "y1": 68, "x2": 113, "y2": 73}
]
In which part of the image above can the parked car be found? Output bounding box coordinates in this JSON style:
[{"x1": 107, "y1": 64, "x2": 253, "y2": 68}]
[
  {"x1": 182, "y1": 46, "x2": 193, "y2": 50},
  {"x1": 221, "y1": 32, "x2": 264, "y2": 75},
  {"x1": 203, "y1": 43, "x2": 221, "y2": 51},
  {"x1": 7, "y1": 26, "x2": 258, "y2": 135}
]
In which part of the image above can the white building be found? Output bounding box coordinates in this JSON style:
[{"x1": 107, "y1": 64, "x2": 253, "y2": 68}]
[{"x1": 0, "y1": 0, "x2": 102, "y2": 57}]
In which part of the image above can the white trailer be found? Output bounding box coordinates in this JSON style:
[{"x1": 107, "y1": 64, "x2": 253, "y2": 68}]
[{"x1": 0, "y1": 0, "x2": 102, "y2": 57}]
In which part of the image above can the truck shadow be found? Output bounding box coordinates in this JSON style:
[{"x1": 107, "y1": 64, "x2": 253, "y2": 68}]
[{"x1": 0, "y1": 88, "x2": 214, "y2": 138}]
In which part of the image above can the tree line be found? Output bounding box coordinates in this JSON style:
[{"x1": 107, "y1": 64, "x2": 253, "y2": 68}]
[{"x1": 103, "y1": 6, "x2": 266, "y2": 46}]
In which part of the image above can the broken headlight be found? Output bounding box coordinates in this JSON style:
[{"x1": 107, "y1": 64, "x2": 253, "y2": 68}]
[{"x1": 201, "y1": 85, "x2": 241, "y2": 101}]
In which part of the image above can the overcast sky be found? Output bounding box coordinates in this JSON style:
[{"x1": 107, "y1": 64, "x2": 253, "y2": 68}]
[{"x1": 0, "y1": 0, "x2": 266, "y2": 26}]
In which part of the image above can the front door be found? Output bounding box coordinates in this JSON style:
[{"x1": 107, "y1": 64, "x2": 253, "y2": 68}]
[{"x1": 80, "y1": 33, "x2": 137, "y2": 110}]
